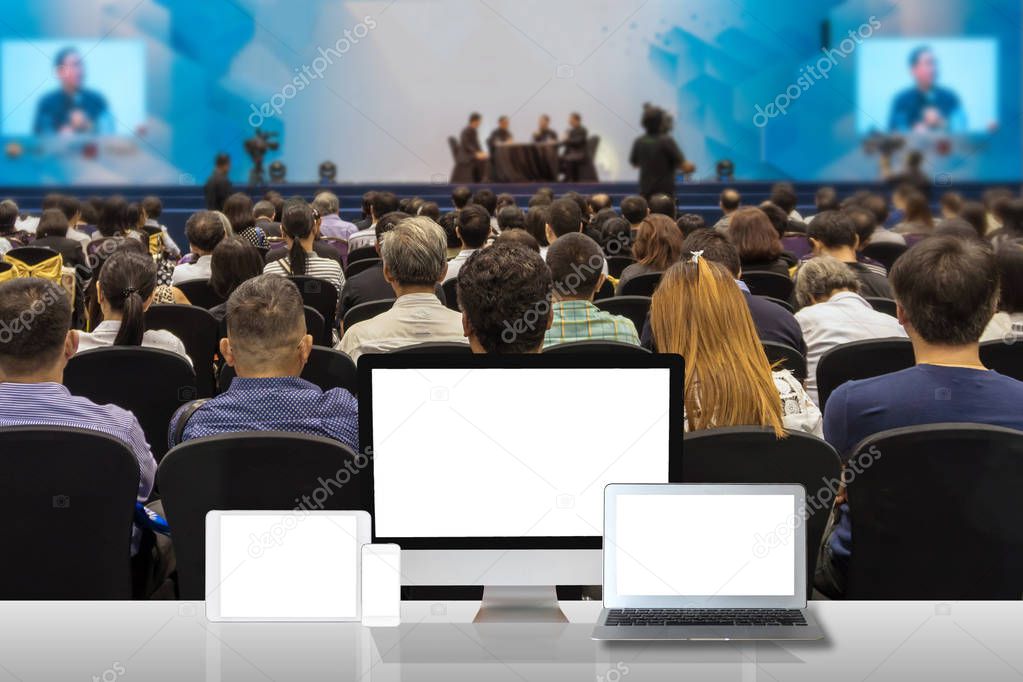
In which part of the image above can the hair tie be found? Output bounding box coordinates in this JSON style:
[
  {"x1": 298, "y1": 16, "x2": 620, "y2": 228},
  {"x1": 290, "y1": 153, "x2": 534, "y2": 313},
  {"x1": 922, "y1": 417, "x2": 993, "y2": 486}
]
[
  {"x1": 121, "y1": 287, "x2": 138, "y2": 297},
  {"x1": 690, "y1": 250, "x2": 704, "y2": 265}
]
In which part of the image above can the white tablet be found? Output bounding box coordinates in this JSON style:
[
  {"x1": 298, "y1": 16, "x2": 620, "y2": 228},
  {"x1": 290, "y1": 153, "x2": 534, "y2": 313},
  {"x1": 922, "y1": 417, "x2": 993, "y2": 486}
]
[{"x1": 205, "y1": 510, "x2": 371, "y2": 622}]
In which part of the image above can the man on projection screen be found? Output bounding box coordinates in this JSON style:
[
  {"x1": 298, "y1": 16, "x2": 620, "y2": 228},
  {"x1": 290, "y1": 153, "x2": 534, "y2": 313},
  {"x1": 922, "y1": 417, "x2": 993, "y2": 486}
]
[{"x1": 34, "y1": 47, "x2": 111, "y2": 136}]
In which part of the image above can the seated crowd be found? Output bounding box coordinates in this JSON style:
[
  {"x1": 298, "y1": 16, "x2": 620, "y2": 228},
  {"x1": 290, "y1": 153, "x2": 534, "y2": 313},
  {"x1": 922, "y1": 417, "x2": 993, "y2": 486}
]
[{"x1": 1, "y1": 178, "x2": 1023, "y2": 599}]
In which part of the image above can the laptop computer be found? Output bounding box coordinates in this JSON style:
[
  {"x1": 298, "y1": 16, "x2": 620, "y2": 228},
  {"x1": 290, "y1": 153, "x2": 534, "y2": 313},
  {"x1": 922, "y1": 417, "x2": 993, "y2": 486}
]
[{"x1": 592, "y1": 483, "x2": 824, "y2": 641}]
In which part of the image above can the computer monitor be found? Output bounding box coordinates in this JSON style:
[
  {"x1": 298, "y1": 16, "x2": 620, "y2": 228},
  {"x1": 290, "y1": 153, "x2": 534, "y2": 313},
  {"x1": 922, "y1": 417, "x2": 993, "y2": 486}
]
[{"x1": 359, "y1": 353, "x2": 683, "y2": 621}]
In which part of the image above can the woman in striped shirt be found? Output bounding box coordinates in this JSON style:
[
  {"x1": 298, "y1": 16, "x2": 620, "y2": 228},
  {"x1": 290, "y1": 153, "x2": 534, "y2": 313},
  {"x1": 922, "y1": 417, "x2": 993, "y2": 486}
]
[{"x1": 263, "y1": 200, "x2": 345, "y2": 299}]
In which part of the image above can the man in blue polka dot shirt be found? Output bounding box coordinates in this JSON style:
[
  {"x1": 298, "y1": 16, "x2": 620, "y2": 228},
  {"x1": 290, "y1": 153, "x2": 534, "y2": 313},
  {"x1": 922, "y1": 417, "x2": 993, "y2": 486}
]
[{"x1": 169, "y1": 275, "x2": 359, "y2": 451}]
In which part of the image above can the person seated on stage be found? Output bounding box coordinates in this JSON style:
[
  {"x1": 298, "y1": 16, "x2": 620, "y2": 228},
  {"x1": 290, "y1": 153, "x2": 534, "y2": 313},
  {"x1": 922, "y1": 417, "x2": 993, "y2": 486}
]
[
  {"x1": 497, "y1": 205, "x2": 526, "y2": 232},
  {"x1": 0, "y1": 277, "x2": 156, "y2": 554},
  {"x1": 533, "y1": 114, "x2": 558, "y2": 143},
  {"x1": 794, "y1": 256, "x2": 907, "y2": 405},
  {"x1": 444, "y1": 205, "x2": 490, "y2": 283},
  {"x1": 170, "y1": 274, "x2": 359, "y2": 450},
  {"x1": 816, "y1": 237, "x2": 1023, "y2": 599},
  {"x1": 616, "y1": 214, "x2": 683, "y2": 294},
  {"x1": 543, "y1": 233, "x2": 639, "y2": 350},
  {"x1": 457, "y1": 243, "x2": 553, "y2": 354},
  {"x1": 560, "y1": 112, "x2": 589, "y2": 182},
  {"x1": 714, "y1": 189, "x2": 741, "y2": 232},
  {"x1": 619, "y1": 195, "x2": 649, "y2": 234},
  {"x1": 487, "y1": 116, "x2": 513, "y2": 155},
  {"x1": 647, "y1": 193, "x2": 677, "y2": 220},
  {"x1": 338, "y1": 217, "x2": 467, "y2": 361},
  {"x1": 650, "y1": 253, "x2": 821, "y2": 436},
  {"x1": 172, "y1": 210, "x2": 226, "y2": 285},
  {"x1": 630, "y1": 105, "x2": 688, "y2": 199},
  {"x1": 347, "y1": 191, "x2": 400, "y2": 251},
  {"x1": 460, "y1": 112, "x2": 488, "y2": 182},
  {"x1": 803, "y1": 210, "x2": 894, "y2": 298},
  {"x1": 494, "y1": 228, "x2": 540, "y2": 253}
]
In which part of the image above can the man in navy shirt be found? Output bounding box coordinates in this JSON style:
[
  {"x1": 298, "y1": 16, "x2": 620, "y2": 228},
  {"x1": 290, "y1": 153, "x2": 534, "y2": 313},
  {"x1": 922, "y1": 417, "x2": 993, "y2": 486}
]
[
  {"x1": 33, "y1": 48, "x2": 110, "y2": 136},
  {"x1": 817, "y1": 236, "x2": 1023, "y2": 597},
  {"x1": 169, "y1": 274, "x2": 359, "y2": 452}
]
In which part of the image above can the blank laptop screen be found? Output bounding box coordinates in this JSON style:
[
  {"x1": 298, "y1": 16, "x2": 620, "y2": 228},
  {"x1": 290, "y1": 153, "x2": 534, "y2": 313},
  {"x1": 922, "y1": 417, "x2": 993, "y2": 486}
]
[
  {"x1": 614, "y1": 494, "x2": 796, "y2": 597},
  {"x1": 371, "y1": 367, "x2": 672, "y2": 539}
]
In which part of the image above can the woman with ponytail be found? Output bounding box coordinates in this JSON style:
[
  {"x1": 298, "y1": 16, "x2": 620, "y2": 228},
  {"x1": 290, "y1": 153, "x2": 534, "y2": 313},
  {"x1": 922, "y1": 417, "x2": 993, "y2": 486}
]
[
  {"x1": 76, "y1": 248, "x2": 191, "y2": 363},
  {"x1": 650, "y1": 253, "x2": 821, "y2": 437},
  {"x1": 263, "y1": 200, "x2": 345, "y2": 296}
]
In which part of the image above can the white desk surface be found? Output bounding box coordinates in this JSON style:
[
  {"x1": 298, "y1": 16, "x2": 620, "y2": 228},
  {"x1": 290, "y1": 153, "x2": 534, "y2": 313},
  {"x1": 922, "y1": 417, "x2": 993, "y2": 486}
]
[{"x1": 0, "y1": 600, "x2": 1020, "y2": 681}]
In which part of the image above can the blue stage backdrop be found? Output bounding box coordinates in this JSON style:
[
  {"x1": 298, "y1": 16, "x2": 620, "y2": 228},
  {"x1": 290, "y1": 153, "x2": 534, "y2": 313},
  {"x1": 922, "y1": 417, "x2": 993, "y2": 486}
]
[{"x1": 0, "y1": 0, "x2": 1018, "y2": 186}]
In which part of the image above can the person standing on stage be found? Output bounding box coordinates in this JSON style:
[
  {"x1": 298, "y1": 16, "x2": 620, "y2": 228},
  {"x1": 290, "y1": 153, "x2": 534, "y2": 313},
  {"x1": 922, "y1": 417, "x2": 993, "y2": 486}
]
[
  {"x1": 560, "y1": 112, "x2": 588, "y2": 182},
  {"x1": 629, "y1": 105, "x2": 692, "y2": 199},
  {"x1": 460, "y1": 112, "x2": 487, "y2": 182},
  {"x1": 532, "y1": 114, "x2": 558, "y2": 143}
]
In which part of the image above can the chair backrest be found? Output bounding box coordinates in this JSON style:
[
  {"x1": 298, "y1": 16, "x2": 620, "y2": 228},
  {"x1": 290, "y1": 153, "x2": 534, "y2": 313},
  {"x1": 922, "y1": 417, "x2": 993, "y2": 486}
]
[
  {"x1": 145, "y1": 304, "x2": 219, "y2": 398},
  {"x1": 593, "y1": 295, "x2": 651, "y2": 334},
  {"x1": 347, "y1": 246, "x2": 378, "y2": 266},
  {"x1": 391, "y1": 342, "x2": 474, "y2": 354},
  {"x1": 861, "y1": 241, "x2": 907, "y2": 271},
  {"x1": 63, "y1": 347, "x2": 197, "y2": 462},
  {"x1": 762, "y1": 340, "x2": 807, "y2": 381},
  {"x1": 816, "y1": 338, "x2": 915, "y2": 412},
  {"x1": 781, "y1": 235, "x2": 812, "y2": 260},
  {"x1": 442, "y1": 277, "x2": 460, "y2": 311},
  {"x1": 980, "y1": 340, "x2": 1023, "y2": 382},
  {"x1": 176, "y1": 279, "x2": 224, "y2": 310},
  {"x1": 157, "y1": 432, "x2": 371, "y2": 599},
  {"x1": 448, "y1": 135, "x2": 460, "y2": 161},
  {"x1": 304, "y1": 305, "x2": 326, "y2": 345},
  {"x1": 289, "y1": 276, "x2": 339, "y2": 344},
  {"x1": 864, "y1": 297, "x2": 897, "y2": 317},
  {"x1": 741, "y1": 271, "x2": 794, "y2": 300},
  {"x1": 218, "y1": 345, "x2": 358, "y2": 394},
  {"x1": 844, "y1": 423, "x2": 1023, "y2": 599},
  {"x1": 0, "y1": 426, "x2": 139, "y2": 598},
  {"x1": 757, "y1": 295, "x2": 794, "y2": 313},
  {"x1": 542, "y1": 341, "x2": 651, "y2": 355},
  {"x1": 346, "y1": 257, "x2": 381, "y2": 278},
  {"x1": 619, "y1": 272, "x2": 663, "y2": 297},
  {"x1": 606, "y1": 256, "x2": 635, "y2": 279},
  {"x1": 674, "y1": 426, "x2": 842, "y2": 597},
  {"x1": 343, "y1": 298, "x2": 395, "y2": 331},
  {"x1": 586, "y1": 134, "x2": 600, "y2": 159}
]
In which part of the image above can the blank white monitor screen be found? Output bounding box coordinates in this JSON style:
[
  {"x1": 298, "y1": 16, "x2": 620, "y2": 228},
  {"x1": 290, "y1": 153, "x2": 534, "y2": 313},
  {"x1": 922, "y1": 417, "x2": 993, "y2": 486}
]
[
  {"x1": 372, "y1": 367, "x2": 672, "y2": 539},
  {"x1": 614, "y1": 494, "x2": 796, "y2": 597}
]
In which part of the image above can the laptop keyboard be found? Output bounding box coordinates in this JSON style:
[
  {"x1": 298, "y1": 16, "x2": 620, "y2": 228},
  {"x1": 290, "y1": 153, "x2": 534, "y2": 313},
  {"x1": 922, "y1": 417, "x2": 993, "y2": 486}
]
[{"x1": 605, "y1": 609, "x2": 807, "y2": 627}]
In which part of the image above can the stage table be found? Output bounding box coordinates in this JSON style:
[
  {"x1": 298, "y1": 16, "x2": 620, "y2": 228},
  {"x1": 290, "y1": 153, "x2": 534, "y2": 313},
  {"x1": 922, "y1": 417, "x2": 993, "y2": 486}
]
[{"x1": 492, "y1": 142, "x2": 560, "y2": 182}]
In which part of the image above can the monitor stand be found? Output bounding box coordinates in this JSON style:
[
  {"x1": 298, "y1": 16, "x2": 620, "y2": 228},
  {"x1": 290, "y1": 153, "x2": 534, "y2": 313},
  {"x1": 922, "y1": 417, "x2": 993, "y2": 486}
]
[{"x1": 473, "y1": 586, "x2": 568, "y2": 623}]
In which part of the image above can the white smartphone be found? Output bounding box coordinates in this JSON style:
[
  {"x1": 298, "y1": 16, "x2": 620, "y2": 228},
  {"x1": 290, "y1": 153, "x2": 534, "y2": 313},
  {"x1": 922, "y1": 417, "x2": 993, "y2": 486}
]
[{"x1": 361, "y1": 544, "x2": 401, "y2": 627}]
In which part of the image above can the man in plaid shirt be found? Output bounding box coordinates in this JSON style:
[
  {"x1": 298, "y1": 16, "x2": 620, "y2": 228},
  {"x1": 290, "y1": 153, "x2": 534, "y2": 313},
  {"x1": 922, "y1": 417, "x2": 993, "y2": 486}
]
[{"x1": 543, "y1": 233, "x2": 640, "y2": 349}]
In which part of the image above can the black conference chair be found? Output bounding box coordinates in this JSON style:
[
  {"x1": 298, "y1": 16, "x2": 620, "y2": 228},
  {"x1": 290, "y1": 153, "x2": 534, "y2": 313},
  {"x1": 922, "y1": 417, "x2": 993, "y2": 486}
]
[
  {"x1": 861, "y1": 241, "x2": 908, "y2": 272},
  {"x1": 593, "y1": 295, "x2": 651, "y2": 334},
  {"x1": 675, "y1": 426, "x2": 842, "y2": 597},
  {"x1": 304, "y1": 305, "x2": 326, "y2": 345},
  {"x1": 542, "y1": 341, "x2": 651, "y2": 355},
  {"x1": 218, "y1": 345, "x2": 358, "y2": 395},
  {"x1": 980, "y1": 340, "x2": 1023, "y2": 382},
  {"x1": 0, "y1": 426, "x2": 139, "y2": 599},
  {"x1": 347, "y1": 246, "x2": 378, "y2": 267},
  {"x1": 343, "y1": 298, "x2": 395, "y2": 331},
  {"x1": 442, "y1": 277, "x2": 460, "y2": 311},
  {"x1": 449, "y1": 135, "x2": 475, "y2": 183},
  {"x1": 392, "y1": 342, "x2": 473, "y2": 354},
  {"x1": 594, "y1": 278, "x2": 615, "y2": 300},
  {"x1": 815, "y1": 338, "x2": 915, "y2": 413},
  {"x1": 758, "y1": 295, "x2": 794, "y2": 313},
  {"x1": 145, "y1": 304, "x2": 219, "y2": 398},
  {"x1": 865, "y1": 297, "x2": 898, "y2": 317},
  {"x1": 63, "y1": 347, "x2": 197, "y2": 462},
  {"x1": 618, "y1": 272, "x2": 663, "y2": 297},
  {"x1": 844, "y1": 423, "x2": 1023, "y2": 599},
  {"x1": 346, "y1": 257, "x2": 381, "y2": 278},
  {"x1": 741, "y1": 271, "x2": 794, "y2": 301},
  {"x1": 289, "y1": 276, "x2": 339, "y2": 345},
  {"x1": 606, "y1": 256, "x2": 635, "y2": 279},
  {"x1": 577, "y1": 135, "x2": 600, "y2": 182},
  {"x1": 157, "y1": 432, "x2": 371, "y2": 599},
  {"x1": 762, "y1": 341, "x2": 807, "y2": 382},
  {"x1": 176, "y1": 279, "x2": 224, "y2": 310}
]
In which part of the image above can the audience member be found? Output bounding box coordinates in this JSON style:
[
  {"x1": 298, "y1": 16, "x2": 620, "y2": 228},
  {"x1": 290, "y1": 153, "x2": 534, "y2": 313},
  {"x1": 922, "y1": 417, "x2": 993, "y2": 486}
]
[
  {"x1": 46, "y1": 193, "x2": 91, "y2": 252},
  {"x1": 170, "y1": 275, "x2": 359, "y2": 450},
  {"x1": 542, "y1": 198, "x2": 584, "y2": 253},
  {"x1": 598, "y1": 216, "x2": 633, "y2": 256},
  {"x1": 338, "y1": 211, "x2": 420, "y2": 317},
  {"x1": 989, "y1": 197, "x2": 1023, "y2": 250},
  {"x1": 544, "y1": 233, "x2": 639, "y2": 348},
  {"x1": 31, "y1": 208, "x2": 86, "y2": 268},
  {"x1": 140, "y1": 195, "x2": 180, "y2": 256},
  {"x1": 892, "y1": 190, "x2": 934, "y2": 235},
  {"x1": 817, "y1": 236, "x2": 1023, "y2": 598},
  {"x1": 348, "y1": 191, "x2": 399, "y2": 251},
  {"x1": 807, "y1": 187, "x2": 839, "y2": 223},
  {"x1": 939, "y1": 191, "x2": 962, "y2": 219},
  {"x1": 620, "y1": 195, "x2": 649, "y2": 232},
  {"x1": 497, "y1": 205, "x2": 526, "y2": 231},
  {"x1": 451, "y1": 186, "x2": 472, "y2": 211},
  {"x1": 958, "y1": 200, "x2": 987, "y2": 239},
  {"x1": 714, "y1": 189, "x2": 741, "y2": 231},
  {"x1": 253, "y1": 200, "x2": 281, "y2": 237},
  {"x1": 981, "y1": 239, "x2": 1023, "y2": 342},
  {"x1": 676, "y1": 213, "x2": 706, "y2": 238},
  {"x1": 728, "y1": 207, "x2": 793, "y2": 276},
  {"x1": 845, "y1": 207, "x2": 888, "y2": 276},
  {"x1": 647, "y1": 193, "x2": 676, "y2": 219},
  {"x1": 172, "y1": 210, "x2": 225, "y2": 285},
  {"x1": 314, "y1": 191, "x2": 358, "y2": 242},
  {"x1": 617, "y1": 214, "x2": 682, "y2": 294},
  {"x1": 418, "y1": 201, "x2": 441, "y2": 222},
  {"x1": 494, "y1": 228, "x2": 540, "y2": 253},
  {"x1": 264, "y1": 201, "x2": 345, "y2": 297},
  {"x1": 650, "y1": 255, "x2": 821, "y2": 435},
  {"x1": 339, "y1": 217, "x2": 466, "y2": 360},
  {"x1": 0, "y1": 199, "x2": 29, "y2": 254},
  {"x1": 95, "y1": 196, "x2": 131, "y2": 239},
  {"x1": 983, "y1": 187, "x2": 1014, "y2": 234},
  {"x1": 208, "y1": 237, "x2": 266, "y2": 321},
  {"x1": 794, "y1": 256, "x2": 907, "y2": 404},
  {"x1": 769, "y1": 182, "x2": 802, "y2": 221},
  {"x1": 805, "y1": 210, "x2": 894, "y2": 298},
  {"x1": 524, "y1": 205, "x2": 550, "y2": 248},
  {"x1": 222, "y1": 192, "x2": 268, "y2": 248},
  {"x1": 445, "y1": 204, "x2": 490, "y2": 282}
]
